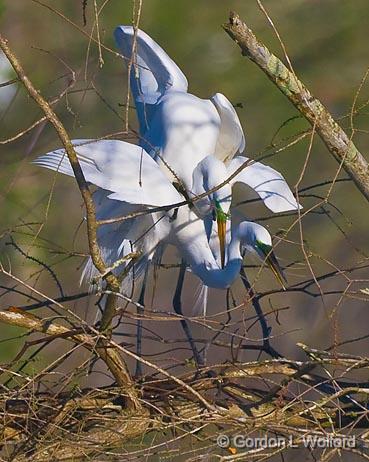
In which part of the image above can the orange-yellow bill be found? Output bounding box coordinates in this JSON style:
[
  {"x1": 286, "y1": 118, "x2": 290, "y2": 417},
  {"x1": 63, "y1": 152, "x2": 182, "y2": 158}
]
[
  {"x1": 265, "y1": 251, "x2": 287, "y2": 290},
  {"x1": 217, "y1": 216, "x2": 227, "y2": 268}
]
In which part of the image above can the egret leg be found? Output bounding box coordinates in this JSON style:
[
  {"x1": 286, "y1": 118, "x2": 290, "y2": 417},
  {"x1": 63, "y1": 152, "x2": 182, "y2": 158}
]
[
  {"x1": 173, "y1": 260, "x2": 204, "y2": 368},
  {"x1": 135, "y1": 266, "x2": 149, "y2": 378},
  {"x1": 239, "y1": 266, "x2": 281, "y2": 359}
]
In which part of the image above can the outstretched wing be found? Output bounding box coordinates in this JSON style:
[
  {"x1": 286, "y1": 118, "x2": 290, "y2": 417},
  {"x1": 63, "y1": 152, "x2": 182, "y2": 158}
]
[
  {"x1": 211, "y1": 93, "x2": 246, "y2": 162},
  {"x1": 33, "y1": 139, "x2": 182, "y2": 207},
  {"x1": 227, "y1": 156, "x2": 301, "y2": 212},
  {"x1": 114, "y1": 26, "x2": 188, "y2": 134}
]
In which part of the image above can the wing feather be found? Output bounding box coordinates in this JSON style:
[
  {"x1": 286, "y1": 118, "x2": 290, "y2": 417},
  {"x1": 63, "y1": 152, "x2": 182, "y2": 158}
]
[
  {"x1": 33, "y1": 139, "x2": 182, "y2": 207},
  {"x1": 115, "y1": 26, "x2": 188, "y2": 134},
  {"x1": 211, "y1": 93, "x2": 246, "y2": 162},
  {"x1": 227, "y1": 156, "x2": 301, "y2": 212}
]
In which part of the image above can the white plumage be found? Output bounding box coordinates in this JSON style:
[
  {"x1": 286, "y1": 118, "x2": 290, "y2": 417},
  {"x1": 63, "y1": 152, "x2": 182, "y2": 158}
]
[{"x1": 33, "y1": 139, "x2": 182, "y2": 207}]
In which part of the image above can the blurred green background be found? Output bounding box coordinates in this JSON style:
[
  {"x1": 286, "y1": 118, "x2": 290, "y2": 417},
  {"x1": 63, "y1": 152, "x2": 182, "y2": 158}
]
[{"x1": 1, "y1": 0, "x2": 369, "y2": 374}]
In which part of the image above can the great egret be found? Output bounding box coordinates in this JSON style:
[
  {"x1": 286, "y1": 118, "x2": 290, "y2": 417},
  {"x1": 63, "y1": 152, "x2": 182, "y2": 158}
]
[
  {"x1": 114, "y1": 26, "x2": 300, "y2": 266},
  {"x1": 33, "y1": 139, "x2": 286, "y2": 289}
]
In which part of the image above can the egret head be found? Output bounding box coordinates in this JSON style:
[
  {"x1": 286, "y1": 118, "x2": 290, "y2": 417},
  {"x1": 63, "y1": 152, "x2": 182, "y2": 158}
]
[{"x1": 242, "y1": 222, "x2": 287, "y2": 290}]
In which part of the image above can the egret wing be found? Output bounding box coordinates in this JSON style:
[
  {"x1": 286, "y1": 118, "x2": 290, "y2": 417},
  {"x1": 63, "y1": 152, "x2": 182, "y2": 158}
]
[
  {"x1": 81, "y1": 189, "x2": 162, "y2": 292},
  {"x1": 227, "y1": 156, "x2": 301, "y2": 212},
  {"x1": 114, "y1": 26, "x2": 188, "y2": 134},
  {"x1": 33, "y1": 139, "x2": 182, "y2": 207},
  {"x1": 211, "y1": 93, "x2": 246, "y2": 162}
]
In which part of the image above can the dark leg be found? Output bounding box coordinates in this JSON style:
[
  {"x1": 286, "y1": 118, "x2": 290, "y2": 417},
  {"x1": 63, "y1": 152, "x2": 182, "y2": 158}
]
[
  {"x1": 135, "y1": 266, "x2": 149, "y2": 378},
  {"x1": 239, "y1": 266, "x2": 281, "y2": 359},
  {"x1": 173, "y1": 260, "x2": 204, "y2": 368}
]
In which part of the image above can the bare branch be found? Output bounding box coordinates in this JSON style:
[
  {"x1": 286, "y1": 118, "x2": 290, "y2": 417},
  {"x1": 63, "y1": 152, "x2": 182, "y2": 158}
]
[
  {"x1": 223, "y1": 11, "x2": 369, "y2": 203},
  {"x1": 0, "y1": 33, "x2": 138, "y2": 406}
]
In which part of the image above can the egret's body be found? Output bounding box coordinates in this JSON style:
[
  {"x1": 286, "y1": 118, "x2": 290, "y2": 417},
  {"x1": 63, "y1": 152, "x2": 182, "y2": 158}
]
[{"x1": 144, "y1": 92, "x2": 226, "y2": 187}]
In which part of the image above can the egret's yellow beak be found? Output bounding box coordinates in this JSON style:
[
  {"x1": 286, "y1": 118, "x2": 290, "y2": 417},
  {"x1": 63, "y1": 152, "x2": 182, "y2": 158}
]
[
  {"x1": 265, "y1": 250, "x2": 287, "y2": 290},
  {"x1": 256, "y1": 240, "x2": 287, "y2": 290},
  {"x1": 215, "y1": 200, "x2": 228, "y2": 269},
  {"x1": 217, "y1": 215, "x2": 227, "y2": 268}
]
